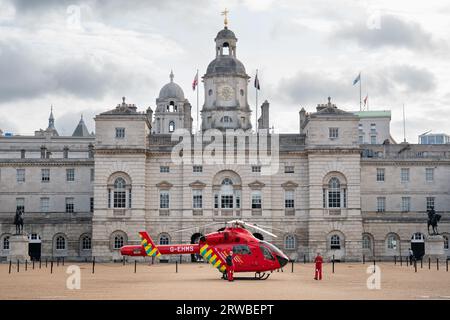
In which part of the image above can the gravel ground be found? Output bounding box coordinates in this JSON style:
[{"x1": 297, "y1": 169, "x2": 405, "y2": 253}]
[{"x1": 0, "y1": 261, "x2": 449, "y2": 300}]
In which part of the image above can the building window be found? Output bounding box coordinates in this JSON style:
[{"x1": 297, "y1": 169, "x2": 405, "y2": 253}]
[
  {"x1": 193, "y1": 165, "x2": 203, "y2": 173},
  {"x1": 90, "y1": 168, "x2": 95, "y2": 182},
  {"x1": 66, "y1": 168, "x2": 75, "y2": 182},
  {"x1": 285, "y1": 235, "x2": 296, "y2": 250},
  {"x1": 329, "y1": 127, "x2": 339, "y2": 139},
  {"x1": 159, "y1": 234, "x2": 170, "y2": 245},
  {"x1": 444, "y1": 235, "x2": 449, "y2": 250},
  {"x1": 387, "y1": 235, "x2": 397, "y2": 249},
  {"x1": 21, "y1": 150, "x2": 26, "y2": 159},
  {"x1": 401, "y1": 197, "x2": 411, "y2": 212},
  {"x1": 114, "y1": 235, "x2": 124, "y2": 249},
  {"x1": 358, "y1": 135, "x2": 364, "y2": 144},
  {"x1": 221, "y1": 195, "x2": 234, "y2": 209},
  {"x1": 376, "y1": 168, "x2": 385, "y2": 182},
  {"x1": 221, "y1": 116, "x2": 232, "y2": 123},
  {"x1": 284, "y1": 190, "x2": 294, "y2": 208},
  {"x1": 284, "y1": 166, "x2": 294, "y2": 173},
  {"x1": 115, "y1": 127, "x2": 125, "y2": 138},
  {"x1": 16, "y1": 169, "x2": 25, "y2": 182},
  {"x1": 41, "y1": 169, "x2": 50, "y2": 182},
  {"x1": 426, "y1": 197, "x2": 435, "y2": 211},
  {"x1": 214, "y1": 194, "x2": 219, "y2": 209},
  {"x1": 252, "y1": 165, "x2": 261, "y2": 173},
  {"x1": 168, "y1": 121, "x2": 175, "y2": 133},
  {"x1": 3, "y1": 236, "x2": 10, "y2": 250},
  {"x1": 251, "y1": 191, "x2": 262, "y2": 209},
  {"x1": 193, "y1": 190, "x2": 203, "y2": 209},
  {"x1": 82, "y1": 236, "x2": 91, "y2": 250},
  {"x1": 56, "y1": 236, "x2": 66, "y2": 250},
  {"x1": 425, "y1": 168, "x2": 434, "y2": 182},
  {"x1": 370, "y1": 136, "x2": 376, "y2": 144},
  {"x1": 90, "y1": 197, "x2": 94, "y2": 213},
  {"x1": 160, "y1": 191, "x2": 170, "y2": 209},
  {"x1": 160, "y1": 166, "x2": 170, "y2": 173},
  {"x1": 377, "y1": 197, "x2": 386, "y2": 213},
  {"x1": 362, "y1": 235, "x2": 371, "y2": 249},
  {"x1": 330, "y1": 235, "x2": 341, "y2": 250},
  {"x1": 401, "y1": 168, "x2": 410, "y2": 183},
  {"x1": 65, "y1": 197, "x2": 74, "y2": 213},
  {"x1": 370, "y1": 123, "x2": 376, "y2": 134},
  {"x1": 327, "y1": 178, "x2": 342, "y2": 208},
  {"x1": 16, "y1": 198, "x2": 25, "y2": 213},
  {"x1": 113, "y1": 178, "x2": 127, "y2": 208},
  {"x1": 40, "y1": 197, "x2": 49, "y2": 213},
  {"x1": 63, "y1": 147, "x2": 69, "y2": 159}
]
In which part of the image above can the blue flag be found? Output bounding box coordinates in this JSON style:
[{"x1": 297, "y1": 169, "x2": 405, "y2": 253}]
[{"x1": 353, "y1": 73, "x2": 361, "y2": 85}]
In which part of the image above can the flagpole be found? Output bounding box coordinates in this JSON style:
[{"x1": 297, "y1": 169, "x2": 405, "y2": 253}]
[
  {"x1": 359, "y1": 72, "x2": 362, "y2": 111},
  {"x1": 255, "y1": 69, "x2": 258, "y2": 132},
  {"x1": 196, "y1": 69, "x2": 199, "y2": 133}
]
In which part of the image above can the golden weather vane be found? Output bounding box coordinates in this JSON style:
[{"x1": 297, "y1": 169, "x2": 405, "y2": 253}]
[{"x1": 221, "y1": 8, "x2": 229, "y2": 27}]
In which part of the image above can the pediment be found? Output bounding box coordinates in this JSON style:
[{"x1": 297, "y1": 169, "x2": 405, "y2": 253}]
[
  {"x1": 189, "y1": 180, "x2": 207, "y2": 189},
  {"x1": 281, "y1": 181, "x2": 299, "y2": 189},
  {"x1": 248, "y1": 180, "x2": 266, "y2": 189},
  {"x1": 156, "y1": 181, "x2": 173, "y2": 189}
]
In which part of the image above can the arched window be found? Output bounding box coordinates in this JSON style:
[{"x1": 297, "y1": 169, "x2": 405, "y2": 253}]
[
  {"x1": 323, "y1": 176, "x2": 347, "y2": 208},
  {"x1": 3, "y1": 236, "x2": 10, "y2": 250},
  {"x1": 81, "y1": 235, "x2": 91, "y2": 250},
  {"x1": 330, "y1": 234, "x2": 341, "y2": 250},
  {"x1": 169, "y1": 121, "x2": 175, "y2": 133},
  {"x1": 109, "y1": 176, "x2": 132, "y2": 209},
  {"x1": 387, "y1": 234, "x2": 398, "y2": 250},
  {"x1": 114, "y1": 235, "x2": 124, "y2": 249},
  {"x1": 362, "y1": 235, "x2": 371, "y2": 249},
  {"x1": 56, "y1": 236, "x2": 66, "y2": 250},
  {"x1": 220, "y1": 178, "x2": 236, "y2": 209},
  {"x1": 285, "y1": 234, "x2": 296, "y2": 250},
  {"x1": 159, "y1": 234, "x2": 170, "y2": 245},
  {"x1": 443, "y1": 235, "x2": 449, "y2": 250}
]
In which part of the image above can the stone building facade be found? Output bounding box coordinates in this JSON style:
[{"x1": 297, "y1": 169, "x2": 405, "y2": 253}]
[{"x1": 0, "y1": 25, "x2": 449, "y2": 262}]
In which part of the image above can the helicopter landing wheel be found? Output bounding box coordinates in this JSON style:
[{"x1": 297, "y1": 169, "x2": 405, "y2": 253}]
[{"x1": 222, "y1": 272, "x2": 227, "y2": 280}]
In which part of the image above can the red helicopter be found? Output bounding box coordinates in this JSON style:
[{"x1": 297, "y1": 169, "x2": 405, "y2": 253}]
[{"x1": 120, "y1": 220, "x2": 289, "y2": 280}]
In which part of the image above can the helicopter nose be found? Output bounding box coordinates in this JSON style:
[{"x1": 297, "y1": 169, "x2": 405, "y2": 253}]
[{"x1": 276, "y1": 255, "x2": 288, "y2": 268}]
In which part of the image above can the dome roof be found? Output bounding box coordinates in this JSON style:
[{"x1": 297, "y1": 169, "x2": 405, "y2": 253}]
[
  {"x1": 158, "y1": 71, "x2": 185, "y2": 100},
  {"x1": 215, "y1": 27, "x2": 237, "y2": 40},
  {"x1": 206, "y1": 55, "x2": 246, "y2": 75}
]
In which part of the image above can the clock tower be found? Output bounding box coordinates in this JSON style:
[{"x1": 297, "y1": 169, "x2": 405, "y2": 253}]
[{"x1": 201, "y1": 21, "x2": 252, "y2": 131}]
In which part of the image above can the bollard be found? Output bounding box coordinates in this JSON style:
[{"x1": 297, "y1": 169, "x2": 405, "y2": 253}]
[
  {"x1": 414, "y1": 260, "x2": 417, "y2": 273},
  {"x1": 39, "y1": 258, "x2": 41, "y2": 269},
  {"x1": 394, "y1": 255, "x2": 397, "y2": 265},
  {"x1": 428, "y1": 257, "x2": 431, "y2": 269},
  {"x1": 421, "y1": 258, "x2": 423, "y2": 269},
  {"x1": 51, "y1": 260, "x2": 53, "y2": 274},
  {"x1": 291, "y1": 261, "x2": 294, "y2": 273},
  {"x1": 179, "y1": 255, "x2": 182, "y2": 264},
  {"x1": 17, "y1": 260, "x2": 19, "y2": 273},
  {"x1": 332, "y1": 255, "x2": 335, "y2": 274},
  {"x1": 363, "y1": 255, "x2": 365, "y2": 264},
  {"x1": 9, "y1": 260, "x2": 12, "y2": 274},
  {"x1": 373, "y1": 258, "x2": 376, "y2": 273},
  {"x1": 446, "y1": 259, "x2": 448, "y2": 272},
  {"x1": 303, "y1": 255, "x2": 306, "y2": 264},
  {"x1": 176, "y1": 261, "x2": 178, "y2": 273},
  {"x1": 62, "y1": 257, "x2": 65, "y2": 266},
  {"x1": 406, "y1": 256, "x2": 409, "y2": 266},
  {"x1": 437, "y1": 258, "x2": 439, "y2": 271},
  {"x1": 92, "y1": 257, "x2": 95, "y2": 274},
  {"x1": 123, "y1": 257, "x2": 126, "y2": 265},
  {"x1": 32, "y1": 260, "x2": 35, "y2": 270},
  {"x1": 25, "y1": 260, "x2": 28, "y2": 271},
  {"x1": 46, "y1": 258, "x2": 48, "y2": 268},
  {"x1": 134, "y1": 260, "x2": 137, "y2": 273},
  {"x1": 400, "y1": 256, "x2": 402, "y2": 266},
  {"x1": 57, "y1": 258, "x2": 59, "y2": 267}
]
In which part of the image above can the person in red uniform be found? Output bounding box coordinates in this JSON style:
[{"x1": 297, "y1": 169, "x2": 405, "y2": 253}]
[
  {"x1": 314, "y1": 252, "x2": 323, "y2": 280},
  {"x1": 225, "y1": 250, "x2": 234, "y2": 281}
]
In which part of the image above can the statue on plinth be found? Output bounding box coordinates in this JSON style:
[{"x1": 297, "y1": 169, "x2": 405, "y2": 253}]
[
  {"x1": 14, "y1": 209, "x2": 24, "y2": 235},
  {"x1": 427, "y1": 206, "x2": 441, "y2": 235}
]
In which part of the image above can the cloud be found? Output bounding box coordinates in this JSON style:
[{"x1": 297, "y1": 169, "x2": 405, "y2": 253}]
[
  {"x1": 276, "y1": 64, "x2": 436, "y2": 108},
  {"x1": 0, "y1": 40, "x2": 155, "y2": 103},
  {"x1": 334, "y1": 14, "x2": 436, "y2": 51}
]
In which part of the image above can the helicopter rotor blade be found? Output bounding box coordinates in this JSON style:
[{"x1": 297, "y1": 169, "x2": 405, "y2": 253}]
[
  {"x1": 171, "y1": 221, "x2": 225, "y2": 233},
  {"x1": 227, "y1": 220, "x2": 278, "y2": 238}
]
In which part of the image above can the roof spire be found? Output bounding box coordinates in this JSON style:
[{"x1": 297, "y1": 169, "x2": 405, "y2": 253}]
[
  {"x1": 48, "y1": 105, "x2": 55, "y2": 129},
  {"x1": 170, "y1": 70, "x2": 174, "y2": 82},
  {"x1": 221, "y1": 8, "x2": 229, "y2": 28}
]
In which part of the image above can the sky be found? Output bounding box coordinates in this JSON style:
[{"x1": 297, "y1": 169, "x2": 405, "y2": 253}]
[{"x1": 0, "y1": 0, "x2": 449, "y2": 142}]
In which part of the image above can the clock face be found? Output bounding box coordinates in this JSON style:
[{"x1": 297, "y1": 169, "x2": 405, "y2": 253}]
[{"x1": 218, "y1": 85, "x2": 234, "y2": 101}]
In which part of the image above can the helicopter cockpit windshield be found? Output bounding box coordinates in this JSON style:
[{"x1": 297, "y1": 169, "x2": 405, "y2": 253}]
[{"x1": 260, "y1": 241, "x2": 285, "y2": 257}]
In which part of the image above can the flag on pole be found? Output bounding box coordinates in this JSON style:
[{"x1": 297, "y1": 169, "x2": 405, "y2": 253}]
[
  {"x1": 192, "y1": 71, "x2": 198, "y2": 91},
  {"x1": 254, "y1": 73, "x2": 260, "y2": 90},
  {"x1": 353, "y1": 73, "x2": 361, "y2": 85},
  {"x1": 363, "y1": 94, "x2": 368, "y2": 106}
]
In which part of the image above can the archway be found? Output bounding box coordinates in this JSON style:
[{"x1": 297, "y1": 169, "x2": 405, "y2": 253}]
[
  {"x1": 411, "y1": 232, "x2": 425, "y2": 260},
  {"x1": 191, "y1": 233, "x2": 204, "y2": 262},
  {"x1": 28, "y1": 233, "x2": 41, "y2": 261}
]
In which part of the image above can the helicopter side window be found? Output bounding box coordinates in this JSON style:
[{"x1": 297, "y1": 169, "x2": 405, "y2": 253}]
[
  {"x1": 233, "y1": 245, "x2": 251, "y2": 255},
  {"x1": 259, "y1": 245, "x2": 275, "y2": 260}
]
